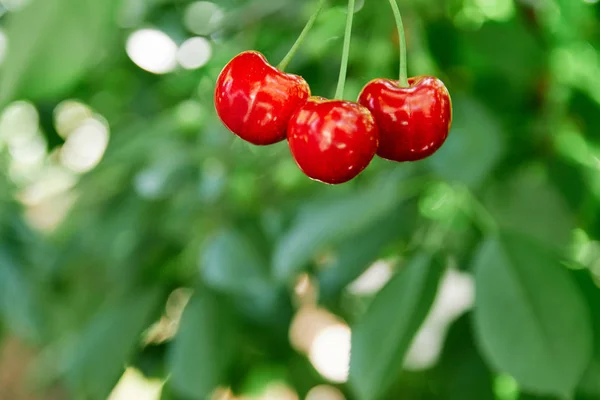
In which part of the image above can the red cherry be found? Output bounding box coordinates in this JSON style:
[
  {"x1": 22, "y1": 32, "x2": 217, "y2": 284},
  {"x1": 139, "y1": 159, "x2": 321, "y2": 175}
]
[
  {"x1": 358, "y1": 76, "x2": 452, "y2": 162},
  {"x1": 214, "y1": 51, "x2": 311, "y2": 145},
  {"x1": 287, "y1": 97, "x2": 379, "y2": 185}
]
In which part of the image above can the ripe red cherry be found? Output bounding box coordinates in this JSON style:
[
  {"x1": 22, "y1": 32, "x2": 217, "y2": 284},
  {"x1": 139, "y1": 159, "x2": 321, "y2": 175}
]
[
  {"x1": 214, "y1": 51, "x2": 311, "y2": 145},
  {"x1": 358, "y1": 76, "x2": 452, "y2": 162},
  {"x1": 287, "y1": 97, "x2": 379, "y2": 185}
]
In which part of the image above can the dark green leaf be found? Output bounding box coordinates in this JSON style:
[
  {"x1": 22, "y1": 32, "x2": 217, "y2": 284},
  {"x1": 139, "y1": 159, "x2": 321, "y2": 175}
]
[
  {"x1": 63, "y1": 288, "x2": 163, "y2": 400},
  {"x1": 169, "y1": 288, "x2": 237, "y2": 400},
  {"x1": 287, "y1": 355, "x2": 327, "y2": 398},
  {"x1": 436, "y1": 314, "x2": 495, "y2": 400},
  {"x1": 200, "y1": 229, "x2": 292, "y2": 326},
  {"x1": 462, "y1": 20, "x2": 543, "y2": 87},
  {"x1": 483, "y1": 168, "x2": 574, "y2": 249},
  {"x1": 200, "y1": 229, "x2": 271, "y2": 297},
  {"x1": 317, "y1": 211, "x2": 404, "y2": 304},
  {"x1": 273, "y1": 173, "x2": 417, "y2": 282},
  {"x1": 134, "y1": 343, "x2": 168, "y2": 380},
  {"x1": 571, "y1": 268, "x2": 600, "y2": 397},
  {"x1": 349, "y1": 253, "x2": 445, "y2": 400},
  {"x1": 473, "y1": 233, "x2": 593, "y2": 397}
]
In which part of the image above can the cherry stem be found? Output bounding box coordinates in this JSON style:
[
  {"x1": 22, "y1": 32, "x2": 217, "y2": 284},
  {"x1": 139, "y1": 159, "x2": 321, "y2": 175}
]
[
  {"x1": 277, "y1": 0, "x2": 326, "y2": 71},
  {"x1": 388, "y1": 0, "x2": 409, "y2": 87},
  {"x1": 334, "y1": 0, "x2": 356, "y2": 100}
]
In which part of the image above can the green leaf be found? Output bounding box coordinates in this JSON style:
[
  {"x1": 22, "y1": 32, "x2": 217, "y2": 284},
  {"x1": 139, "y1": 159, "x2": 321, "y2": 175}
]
[
  {"x1": 169, "y1": 288, "x2": 237, "y2": 400},
  {"x1": 483, "y1": 168, "x2": 574, "y2": 249},
  {"x1": 0, "y1": 248, "x2": 41, "y2": 342},
  {"x1": 427, "y1": 94, "x2": 505, "y2": 188},
  {"x1": 0, "y1": 0, "x2": 119, "y2": 105},
  {"x1": 317, "y1": 206, "x2": 413, "y2": 303},
  {"x1": 200, "y1": 230, "x2": 291, "y2": 325},
  {"x1": 63, "y1": 288, "x2": 163, "y2": 400},
  {"x1": 436, "y1": 314, "x2": 495, "y2": 400},
  {"x1": 570, "y1": 268, "x2": 600, "y2": 397},
  {"x1": 462, "y1": 20, "x2": 544, "y2": 87},
  {"x1": 133, "y1": 343, "x2": 168, "y2": 380},
  {"x1": 273, "y1": 173, "x2": 418, "y2": 282},
  {"x1": 200, "y1": 229, "x2": 271, "y2": 297},
  {"x1": 349, "y1": 253, "x2": 445, "y2": 400},
  {"x1": 473, "y1": 233, "x2": 593, "y2": 397}
]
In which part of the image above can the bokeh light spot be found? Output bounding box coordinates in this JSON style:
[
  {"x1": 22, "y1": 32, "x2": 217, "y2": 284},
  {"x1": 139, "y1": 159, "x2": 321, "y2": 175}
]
[
  {"x1": 306, "y1": 385, "x2": 346, "y2": 400},
  {"x1": 404, "y1": 268, "x2": 474, "y2": 370},
  {"x1": 60, "y1": 117, "x2": 110, "y2": 173},
  {"x1": 134, "y1": 166, "x2": 168, "y2": 200},
  {"x1": 289, "y1": 306, "x2": 339, "y2": 355},
  {"x1": 108, "y1": 367, "x2": 163, "y2": 400},
  {"x1": 54, "y1": 100, "x2": 94, "y2": 139},
  {"x1": 184, "y1": 1, "x2": 224, "y2": 36},
  {"x1": 0, "y1": 0, "x2": 31, "y2": 11},
  {"x1": 177, "y1": 36, "x2": 212, "y2": 69},
  {"x1": 0, "y1": 29, "x2": 7, "y2": 66},
  {"x1": 348, "y1": 260, "x2": 394, "y2": 295},
  {"x1": 126, "y1": 29, "x2": 177, "y2": 74},
  {"x1": 0, "y1": 101, "x2": 39, "y2": 146},
  {"x1": 474, "y1": 0, "x2": 515, "y2": 21},
  {"x1": 309, "y1": 323, "x2": 351, "y2": 383}
]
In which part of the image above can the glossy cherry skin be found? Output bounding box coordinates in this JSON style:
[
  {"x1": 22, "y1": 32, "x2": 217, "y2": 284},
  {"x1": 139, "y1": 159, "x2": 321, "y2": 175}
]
[
  {"x1": 214, "y1": 51, "x2": 311, "y2": 145},
  {"x1": 287, "y1": 97, "x2": 379, "y2": 185},
  {"x1": 358, "y1": 76, "x2": 452, "y2": 162}
]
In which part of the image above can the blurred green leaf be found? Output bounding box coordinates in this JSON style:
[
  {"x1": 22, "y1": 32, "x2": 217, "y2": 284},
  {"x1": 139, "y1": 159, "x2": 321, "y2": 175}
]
[
  {"x1": 200, "y1": 229, "x2": 272, "y2": 297},
  {"x1": 349, "y1": 253, "x2": 445, "y2": 400},
  {"x1": 547, "y1": 0, "x2": 594, "y2": 41},
  {"x1": 0, "y1": 0, "x2": 119, "y2": 105},
  {"x1": 463, "y1": 20, "x2": 544, "y2": 87},
  {"x1": 427, "y1": 94, "x2": 505, "y2": 187},
  {"x1": 0, "y1": 248, "x2": 41, "y2": 343},
  {"x1": 273, "y1": 174, "x2": 419, "y2": 282},
  {"x1": 518, "y1": 393, "x2": 556, "y2": 400},
  {"x1": 483, "y1": 168, "x2": 575, "y2": 250},
  {"x1": 0, "y1": 0, "x2": 599, "y2": 397},
  {"x1": 169, "y1": 288, "x2": 237, "y2": 400},
  {"x1": 570, "y1": 268, "x2": 600, "y2": 398},
  {"x1": 287, "y1": 354, "x2": 326, "y2": 398},
  {"x1": 436, "y1": 313, "x2": 495, "y2": 400},
  {"x1": 473, "y1": 233, "x2": 593, "y2": 397},
  {"x1": 303, "y1": 7, "x2": 346, "y2": 60},
  {"x1": 200, "y1": 229, "x2": 293, "y2": 326},
  {"x1": 239, "y1": 363, "x2": 290, "y2": 397},
  {"x1": 317, "y1": 206, "x2": 412, "y2": 303},
  {"x1": 134, "y1": 342, "x2": 168, "y2": 380},
  {"x1": 63, "y1": 288, "x2": 163, "y2": 400}
]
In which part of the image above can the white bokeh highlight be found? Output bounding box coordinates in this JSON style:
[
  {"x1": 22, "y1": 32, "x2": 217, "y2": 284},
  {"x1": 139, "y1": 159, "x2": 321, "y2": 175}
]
[
  {"x1": 108, "y1": 368, "x2": 163, "y2": 400},
  {"x1": 177, "y1": 37, "x2": 212, "y2": 70},
  {"x1": 60, "y1": 117, "x2": 110, "y2": 173},
  {"x1": 403, "y1": 268, "x2": 475, "y2": 370},
  {"x1": 183, "y1": 1, "x2": 224, "y2": 36},
  {"x1": 0, "y1": 29, "x2": 7, "y2": 66},
  {"x1": 126, "y1": 29, "x2": 178, "y2": 74},
  {"x1": 309, "y1": 323, "x2": 351, "y2": 383},
  {"x1": 348, "y1": 260, "x2": 394, "y2": 295}
]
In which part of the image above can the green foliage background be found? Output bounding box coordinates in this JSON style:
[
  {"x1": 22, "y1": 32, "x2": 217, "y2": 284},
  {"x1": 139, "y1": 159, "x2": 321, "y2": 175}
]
[{"x1": 1, "y1": 0, "x2": 600, "y2": 399}]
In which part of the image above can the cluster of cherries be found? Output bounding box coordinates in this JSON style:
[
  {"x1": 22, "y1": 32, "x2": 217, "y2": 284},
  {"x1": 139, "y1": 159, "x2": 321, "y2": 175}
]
[{"x1": 214, "y1": 6, "x2": 452, "y2": 185}]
